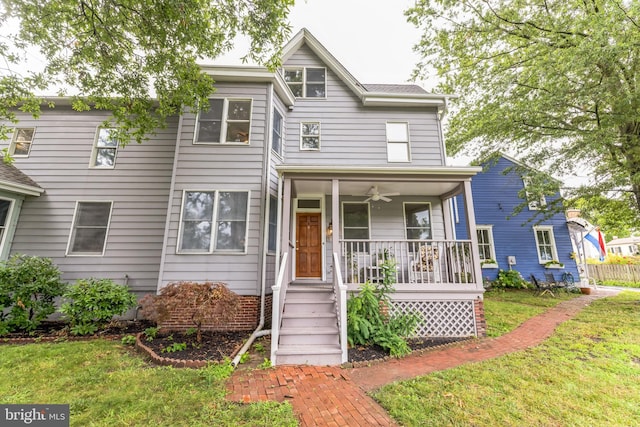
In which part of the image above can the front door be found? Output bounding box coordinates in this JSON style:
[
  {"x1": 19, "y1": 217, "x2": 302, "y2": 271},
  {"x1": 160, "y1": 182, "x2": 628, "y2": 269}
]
[{"x1": 296, "y1": 212, "x2": 322, "y2": 278}]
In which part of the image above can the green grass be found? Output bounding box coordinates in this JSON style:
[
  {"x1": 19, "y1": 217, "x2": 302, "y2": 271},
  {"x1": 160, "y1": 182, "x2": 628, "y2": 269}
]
[
  {"x1": 374, "y1": 291, "x2": 640, "y2": 426},
  {"x1": 599, "y1": 280, "x2": 640, "y2": 289},
  {"x1": 0, "y1": 340, "x2": 296, "y2": 426},
  {"x1": 483, "y1": 288, "x2": 579, "y2": 337}
]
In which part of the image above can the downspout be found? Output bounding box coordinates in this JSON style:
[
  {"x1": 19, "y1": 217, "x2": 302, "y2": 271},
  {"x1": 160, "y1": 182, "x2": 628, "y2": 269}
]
[{"x1": 232, "y1": 82, "x2": 275, "y2": 367}]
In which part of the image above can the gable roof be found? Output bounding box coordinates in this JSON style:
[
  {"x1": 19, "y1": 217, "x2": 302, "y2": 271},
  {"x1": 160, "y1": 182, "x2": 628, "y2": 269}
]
[
  {"x1": 281, "y1": 28, "x2": 452, "y2": 109},
  {"x1": 0, "y1": 162, "x2": 43, "y2": 196}
]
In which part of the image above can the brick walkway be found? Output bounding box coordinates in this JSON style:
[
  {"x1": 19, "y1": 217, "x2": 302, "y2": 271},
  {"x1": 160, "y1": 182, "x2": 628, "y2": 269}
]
[{"x1": 225, "y1": 289, "x2": 617, "y2": 426}]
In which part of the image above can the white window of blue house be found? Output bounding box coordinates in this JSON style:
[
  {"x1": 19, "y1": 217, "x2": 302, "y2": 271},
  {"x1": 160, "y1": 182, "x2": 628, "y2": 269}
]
[
  {"x1": 178, "y1": 190, "x2": 249, "y2": 253},
  {"x1": 533, "y1": 226, "x2": 558, "y2": 263},
  {"x1": 386, "y1": 122, "x2": 410, "y2": 162},
  {"x1": 476, "y1": 226, "x2": 496, "y2": 262},
  {"x1": 283, "y1": 67, "x2": 326, "y2": 98},
  {"x1": 523, "y1": 177, "x2": 546, "y2": 210},
  {"x1": 272, "y1": 108, "x2": 283, "y2": 156},
  {"x1": 194, "y1": 98, "x2": 252, "y2": 144},
  {"x1": 90, "y1": 128, "x2": 119, "y2": 168},
  {"x1": 67, "y1": 201, "x2": 113, "y2": 255},
  {"x1": 10, "y1": 128, "x2": 35, "y2": 157},
  {"x1": 300, "y1": 122, "x2": 320, "y2": 150},
  {"x1": 404, "y1": 203, "x2": 432, "y2": 239}
]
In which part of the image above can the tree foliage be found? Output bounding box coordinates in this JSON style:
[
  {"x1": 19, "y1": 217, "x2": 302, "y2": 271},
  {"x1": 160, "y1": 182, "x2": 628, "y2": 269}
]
[
  {"x1": 407, "y1": 0, "x2": 640, "y2": 212},
  {"x1": 572, "y1": 192, "x2": 640, "y2": 239},
  {"x1": 0, "y1": 0, "x2": 293, "y2": 144}
]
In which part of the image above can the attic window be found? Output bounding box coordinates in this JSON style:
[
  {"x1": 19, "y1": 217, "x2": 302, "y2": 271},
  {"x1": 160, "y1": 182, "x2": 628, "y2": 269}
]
[
  {"x1": 283, "y1": 67, "x2": 326, "y2": 98},
  {"x1": 523, "y1": 177, "x2": 546, "y2": 210}
]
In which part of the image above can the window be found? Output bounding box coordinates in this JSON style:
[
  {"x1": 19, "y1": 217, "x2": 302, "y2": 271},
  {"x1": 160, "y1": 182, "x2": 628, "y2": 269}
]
[
  {"x1": 283, "y1": 67, "x2": 326, "y2": 98},
  {"x1": 523, "y1": 177, "x2": 546, "y2": 210},
  {"x1": 476, "y1": 226, "x2": 495, "y2": 261},
  {"x1": 533, "y1": 226, "x2": 558, "y2": 263},
  {"x1": 404, "y1": 203, "x2": 432, "y2": 239},
  {"x1": 268, "y1": 196, "x2": 278, "y2": 252},
  {"x1": 67, "y1": 201, "x2": 113, "y2": 255},
  {"x1": 91, "y1": 128, "x2": 119, "y2": 168},
  {"x1": 386, "y1": 122, "x2": 410, "y2": 162},
  {"x1": 10, "y1": 128, "x2": 35, "y2": 157},
  {"x1": 272, "y1": 108, "x2": 283, "y2": 156},
  {"x1": 178, "y1": 190, "x2": 249, "y2": 253},
  {"x1": 342, "y1": 203, "x2": 369, "y2": 240},
  {"x1": 195, "y1": 98, "x2": 252, "y2": 144},
  {"x1": 0, "y1": 199, "x2": 13, "y2": 249},
  {"x1": 300, "y1": 122, "x2": 320, "y2": 150}
]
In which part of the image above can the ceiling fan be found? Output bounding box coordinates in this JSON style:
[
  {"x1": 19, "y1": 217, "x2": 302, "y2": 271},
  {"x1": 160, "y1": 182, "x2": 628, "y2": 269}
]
[{"x1": 362, "y1": 185, "x2": 399, "y2": 203}]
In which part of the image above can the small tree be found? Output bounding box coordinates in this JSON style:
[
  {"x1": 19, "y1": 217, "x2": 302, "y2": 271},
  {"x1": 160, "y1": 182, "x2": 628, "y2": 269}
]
[
  {"x1": 0, "y1": 254, "x2": 66, "y2": 333},
  {"x1": 139, "y1": 281, "x2": 239, "y2": 343}
]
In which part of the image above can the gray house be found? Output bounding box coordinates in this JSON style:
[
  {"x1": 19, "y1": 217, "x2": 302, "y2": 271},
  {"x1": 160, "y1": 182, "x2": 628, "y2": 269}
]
[{"x1": 2, "y1": 29, "x2": 484, "y2": 365}]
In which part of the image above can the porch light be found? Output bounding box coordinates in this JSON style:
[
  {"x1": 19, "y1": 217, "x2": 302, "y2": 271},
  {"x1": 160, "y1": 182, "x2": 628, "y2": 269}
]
[{"x1": 326, "y1": 222, "x2": 333, "y2": 236}]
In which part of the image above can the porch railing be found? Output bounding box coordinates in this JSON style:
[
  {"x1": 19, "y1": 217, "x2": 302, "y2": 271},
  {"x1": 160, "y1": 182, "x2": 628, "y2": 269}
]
[
  {"x1": 332, "y1": 252, "x2": 348, "y2": 363},
  {"x1": 340, "y1": 239, "x2": 477, "y2": 286},
  {"x1": 270, "y1": 252, "x2": 289, "y2": 365}
]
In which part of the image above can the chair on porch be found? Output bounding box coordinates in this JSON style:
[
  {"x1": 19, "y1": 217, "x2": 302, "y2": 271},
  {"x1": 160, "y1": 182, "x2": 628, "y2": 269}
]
[{"x1": 409, "y1": 245, "x2": 440, "y2": 283}]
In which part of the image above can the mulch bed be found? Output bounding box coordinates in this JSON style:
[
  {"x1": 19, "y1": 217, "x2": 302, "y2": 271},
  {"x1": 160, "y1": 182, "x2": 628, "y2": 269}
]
[
  {"x1": 141, "y1": 330, "x2": 250, "y2": 361},
  {"x1": 347, "y1": 337, "x2": 471, "y2": 366},
  {"x1": 0, "y1": 320, "x2": 155, "y2": 343}
]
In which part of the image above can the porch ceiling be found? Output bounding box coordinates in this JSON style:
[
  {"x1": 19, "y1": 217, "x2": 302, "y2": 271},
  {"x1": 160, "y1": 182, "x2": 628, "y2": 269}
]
[{"x1": 292, "y1": 180, "x2": 461, "y2": 197}]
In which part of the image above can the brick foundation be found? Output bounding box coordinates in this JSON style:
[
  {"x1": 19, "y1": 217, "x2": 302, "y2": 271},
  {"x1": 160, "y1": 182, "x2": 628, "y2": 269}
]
[
  {"x1": 158, "y1": 294, "x2": 273, "y2": 332},
  {"x1": 474, "y1": 298, "x2": 487, "y2": 337}
]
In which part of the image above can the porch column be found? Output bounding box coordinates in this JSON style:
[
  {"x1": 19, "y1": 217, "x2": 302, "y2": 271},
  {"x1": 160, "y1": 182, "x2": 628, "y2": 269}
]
[
  {"x1": 463, "y1": 180, "x2": 483, "y2": 290},
  {"x1": 331, "y1": 179, "x2": 340, "y2": 260},
  {"x1": 441, "y1": 196, "x2": 454, "y2": 240}
]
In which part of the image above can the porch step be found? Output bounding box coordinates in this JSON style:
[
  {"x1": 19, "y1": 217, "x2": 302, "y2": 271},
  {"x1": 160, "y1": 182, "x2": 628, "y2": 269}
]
[
  {"x1": 281, "y1": 311, "x2": 338, "y2": 328},
  {"x1": 278, "y1": 326, "x2": 340, "y2": 345},
  {"x1": 275, "y1": 344, "x2": 342, "y2": 366}
]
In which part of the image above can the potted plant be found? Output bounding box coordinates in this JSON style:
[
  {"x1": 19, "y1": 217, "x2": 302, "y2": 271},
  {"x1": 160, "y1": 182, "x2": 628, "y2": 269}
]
[
  {"x1": 481, "y1": 258, "x2": 498, "y2": 268},
  {"x1": 544, "y1": 260, "x2": 564, "y2": 269}
]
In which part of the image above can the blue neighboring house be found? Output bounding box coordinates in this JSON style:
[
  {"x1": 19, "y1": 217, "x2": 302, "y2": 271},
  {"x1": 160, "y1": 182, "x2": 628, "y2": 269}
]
[{"x1": 455, "y1": 154, "x2": 579, "y2": 283}]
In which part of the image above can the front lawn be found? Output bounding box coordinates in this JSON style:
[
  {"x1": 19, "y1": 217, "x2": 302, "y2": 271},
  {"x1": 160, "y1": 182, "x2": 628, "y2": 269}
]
[
  {"x1": 373, "y1": 291, "x2": 640, "y2": 426},
  {"x1": 0, "y1": 340, "x2": 296, "y2": 426}
]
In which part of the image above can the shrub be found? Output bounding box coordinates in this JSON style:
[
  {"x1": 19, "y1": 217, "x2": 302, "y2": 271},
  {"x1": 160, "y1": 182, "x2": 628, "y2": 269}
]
[
  {"x1": 59, "y1": 278, "x2": 137, "y2": 335},
  {"x1": 139, "y1": 281, "x2": 239, "y2": 343},
  {"x1": 492, "y1": 269, "x2": 529, "y2": 289},
  {"x1": 0, "y1": 254, "x2": 67, "y2": 333}
]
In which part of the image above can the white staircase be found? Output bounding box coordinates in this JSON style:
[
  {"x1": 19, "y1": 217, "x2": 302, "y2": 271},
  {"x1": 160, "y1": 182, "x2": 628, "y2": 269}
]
[{"x1": 275, "y1": 283, "x2": 343, "y2": 365}]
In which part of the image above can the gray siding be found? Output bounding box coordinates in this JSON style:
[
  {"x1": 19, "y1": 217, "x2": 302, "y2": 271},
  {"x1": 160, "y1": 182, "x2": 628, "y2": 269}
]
[
  {"x1": 3, "y1": 106, "x2": 177, "y2": 296},
  {"x1": 283, "y1": 46, "x2": 446, "y2": 167},
  {"x1": 160, "y1": 83, "x2": 270, "y2": 295}
]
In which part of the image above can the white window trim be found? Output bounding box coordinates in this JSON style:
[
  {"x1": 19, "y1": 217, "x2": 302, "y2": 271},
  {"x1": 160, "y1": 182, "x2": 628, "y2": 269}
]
[
  {"x1": 0, "y1": 198, "x2": 15, "y2": 256},
  {"x1": 176, "y1": 189, "x2": 250, "y2": 254},
  {"x1": 283, "y1": 67, "x2": 327, "y2": 99},
  {"x1": 66, "y1": 200, "x2": 113, "y2": 256},
  {"x1": 89, "y1": 127, "x2": 119, "y2": 169},
  {"x1": 523, "y1": 177, "x2": 546, "y2": 210},
  {"x1": 386, "y1": 121, "x2": 411, "y2": 163},
  {"x1": 300, "y1": 121, "x2": 321, "y2": 151},
  {"x1": 403, "y1": 202, "x2": 433, "y2": 240},
  {"x1": 271, "y1": 107, "x2": 284, "y2": 158},
  {"x1": 477, "y1": 225, "x2": 497, "y2": 266},
  {"x1": 341, "y1": 201, "x2": 371, "y2": 248},
  {"x1": 193, "y1": 98, "x2": 253, "y2": 145},
  {"x1": 9, "y1": 128, "x2": 35, "y2": 158},
  {"x1": 533, "y1": 225, "x2": 558, "y2": 264}
]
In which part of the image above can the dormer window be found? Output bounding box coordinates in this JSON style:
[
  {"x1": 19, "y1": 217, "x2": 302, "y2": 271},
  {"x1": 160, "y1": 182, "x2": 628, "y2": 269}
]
[{"x1": 283, "y1": 67, "x2": 326, "y2": 98}]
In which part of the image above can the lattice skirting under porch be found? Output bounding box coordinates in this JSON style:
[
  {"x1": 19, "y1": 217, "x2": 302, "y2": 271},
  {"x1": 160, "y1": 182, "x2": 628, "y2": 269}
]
[{"x1": 391, "y1": 300, "x2": 480, "y2": 337}]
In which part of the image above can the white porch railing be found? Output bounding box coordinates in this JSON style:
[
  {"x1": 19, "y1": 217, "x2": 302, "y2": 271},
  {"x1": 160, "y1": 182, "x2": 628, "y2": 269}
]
[
  {"x1": 332, "y1": 252, "x2": 348, "y2": 363},
  {"x1": 270, "y1": 252, "x2": 289, "y2": 365},
  {"x1": 341, "y1": 239, "x2": 477, "y2": 286}
]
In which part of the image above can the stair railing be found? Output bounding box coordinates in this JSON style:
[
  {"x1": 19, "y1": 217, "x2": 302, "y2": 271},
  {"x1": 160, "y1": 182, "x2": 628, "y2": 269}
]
[
  {"x1": 332, "y1": 252, "x2": 348, "y2": 363},
  {"x1": 270, "y1": 252, "x2": 289, "y2": 365}
]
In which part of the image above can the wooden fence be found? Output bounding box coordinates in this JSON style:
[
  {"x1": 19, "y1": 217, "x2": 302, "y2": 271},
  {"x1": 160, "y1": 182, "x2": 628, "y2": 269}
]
[{"x1": 588, "y1": 264, "x2": 640, "y2": 284}]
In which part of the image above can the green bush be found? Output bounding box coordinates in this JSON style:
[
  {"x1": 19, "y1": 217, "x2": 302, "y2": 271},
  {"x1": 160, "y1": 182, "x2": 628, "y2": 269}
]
[
  {"x1": 0, "y1": 254, "x2": 67, "y2": 333},
  {"x1": 493, "y1": 269, "x2": 529, "y2": 289},
  {"x1": 60, "y1": 279, "x2": 137, "y2": 335}
]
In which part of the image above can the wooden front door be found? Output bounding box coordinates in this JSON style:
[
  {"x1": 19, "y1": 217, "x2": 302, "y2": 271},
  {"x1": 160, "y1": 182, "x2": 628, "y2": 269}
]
[{"x1": 296, "y1": 212, "x2": 322, "y2": 278}]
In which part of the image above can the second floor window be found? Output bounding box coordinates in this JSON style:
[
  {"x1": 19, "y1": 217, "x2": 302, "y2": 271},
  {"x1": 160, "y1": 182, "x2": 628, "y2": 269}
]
[
  {"x1": 195, "y1": 98, "x2": 252, "y2": 144},
  {"x1": 10, "y1": 128, "x2": 35, "y2": 157},
  {"x1": 386, "y1": 122, "x2": 410, "y2": 162},
  {"x1": 283, "y1": 67, "x2": 326, "y2": 98},
  {"x1": 272, "y1": 108, "x2": 283, "y2": 156},
  {"x1": 523, "y1": 177, "x2": 546, "y2": 210},
  {"x1": 301, "y1": 122, "x2": 320, "y2": 150},
  {"x1": 91, "y1": 128, "x2": 118, "y2": 168}
]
